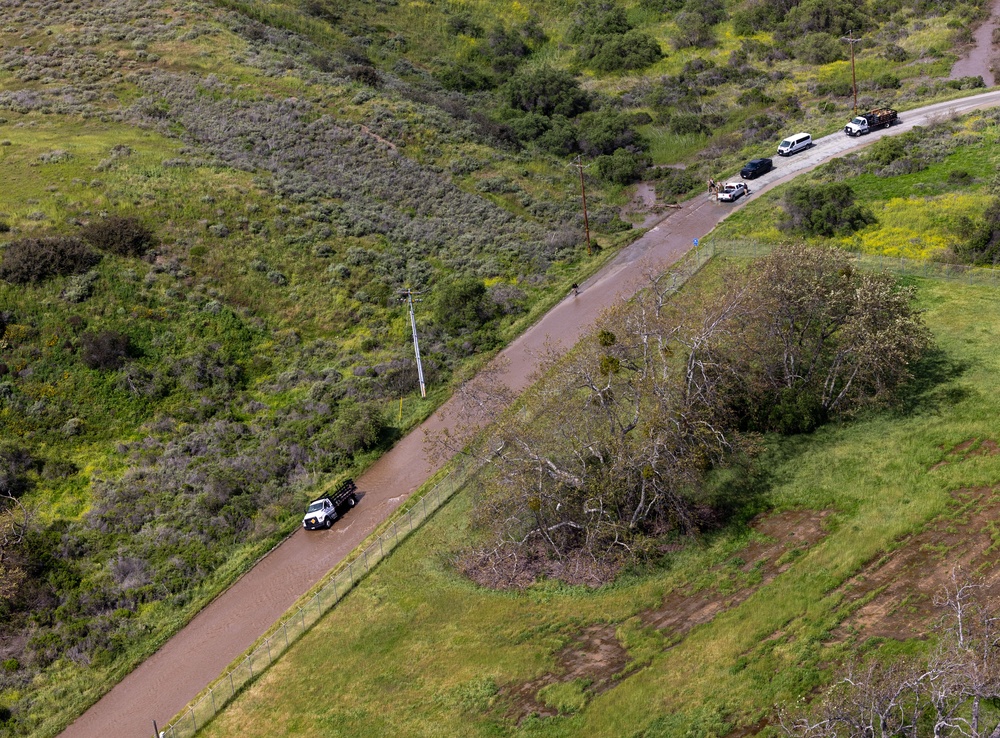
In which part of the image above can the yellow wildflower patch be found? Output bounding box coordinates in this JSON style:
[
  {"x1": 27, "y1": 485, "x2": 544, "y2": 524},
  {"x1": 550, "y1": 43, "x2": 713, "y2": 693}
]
[{"x1": 845, "y1": 193, "x2": 987, "y2": 259}]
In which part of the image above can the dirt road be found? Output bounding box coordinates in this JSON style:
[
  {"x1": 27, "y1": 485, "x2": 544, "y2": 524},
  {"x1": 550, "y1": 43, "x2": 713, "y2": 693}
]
[{"x1": 60, "y1": 89, "x2": 1000, "y2": 738}]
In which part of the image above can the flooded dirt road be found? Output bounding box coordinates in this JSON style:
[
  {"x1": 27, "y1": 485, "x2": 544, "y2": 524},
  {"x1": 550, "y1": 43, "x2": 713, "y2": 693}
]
[
  {"x1": 950, "y1": 0, "x2": 1000, "y2": 85},
  {"x1": 60, "y1": 89, "x2": 1000, "y2": 738}
]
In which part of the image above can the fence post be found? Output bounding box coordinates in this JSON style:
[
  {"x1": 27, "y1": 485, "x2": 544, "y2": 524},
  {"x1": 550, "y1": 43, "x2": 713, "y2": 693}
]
[
  {"x1": 248, "y1": 655, "x2": 253, "y2": 680},
  {"x1": 266, "y1": 637, "x2": 272, "y2": 663},
  {"x1": 190, "y1": 708, "x2": 197, "y2": 732},
  {"x1": 210, "y1": 687, "x2": 216, "y2": 713},
  {"x1": 229, "y1": 670, "x2": 235, "y2": 698}
]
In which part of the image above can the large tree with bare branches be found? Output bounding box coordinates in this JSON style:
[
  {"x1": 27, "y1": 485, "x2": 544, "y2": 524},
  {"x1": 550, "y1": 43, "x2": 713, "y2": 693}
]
[{"x1": 449, "y1": 245, "x2": 930, "y2": 585}]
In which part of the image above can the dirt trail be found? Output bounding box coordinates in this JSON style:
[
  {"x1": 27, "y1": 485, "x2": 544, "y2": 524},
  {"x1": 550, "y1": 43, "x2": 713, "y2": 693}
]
[
  {"x1": 60, "y1": 90, "x2": 1000, "y2": 738},
  {"x1": 950, "y1": 0, "x2": 1000, "y2": 86}
]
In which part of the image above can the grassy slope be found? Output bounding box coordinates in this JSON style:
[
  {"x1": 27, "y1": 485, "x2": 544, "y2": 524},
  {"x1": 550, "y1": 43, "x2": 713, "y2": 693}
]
[{"x1": 198, "y1": 266, "x2": 1000, "y2": 738}]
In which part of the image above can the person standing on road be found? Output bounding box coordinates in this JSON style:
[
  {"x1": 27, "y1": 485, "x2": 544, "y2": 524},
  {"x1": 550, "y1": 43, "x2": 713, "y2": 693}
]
[{"x1": 707, "y1": 177, "x2": 716, "y2": 194}]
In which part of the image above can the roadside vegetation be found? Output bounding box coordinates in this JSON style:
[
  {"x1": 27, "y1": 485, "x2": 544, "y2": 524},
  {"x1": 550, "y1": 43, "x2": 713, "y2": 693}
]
[
  {"x1": 197, "y1": 258, "x2": 1000, "y2": 738},
  {"x1": 0, "y1": 0, "x2": 997, "y2": 734}
]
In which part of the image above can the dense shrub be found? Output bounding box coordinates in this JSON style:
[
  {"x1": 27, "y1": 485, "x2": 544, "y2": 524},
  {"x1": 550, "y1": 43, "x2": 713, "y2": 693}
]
[
  {"x1": 0, "y1": 444, "x2": 34, "y2": 498},
  {"x1": 433, "y1": 277, "x2": 493, "y2": 334},
  {"x1": 580, "y1": 30, "x2": 663, "y2": 71},
  {"x1": 595, "y1": 149, "x2": 647, "y2": 185},
  {"x1": 504, "y1": 66, "x2": 590, "y2": 118},
  {"x1": 331, "y1": 401, "x2": 386, "y2": 454},
  {"x1": 536, "y1": 116, "x2": 579, "y2": 155},
  {"x1": 793, "y1": 32, "x2": 844, "y2": 64},
  {"x1": 0, "y1": 236, "x2": 101, "y2": 285},
  {"x1": 301, "y1": 0, "x2": 340, "y2": 23},
  {"x1": 567, "y1": 0, "x2": 632, "y2": 42},
  {"x1": 80, "y1": 216, "x2": 155, "y2": 258},
  {"x1": 577, "y1": 110, "x2": 646, "y2": 156},
  {"x1": 446, "y1": 12, "x2": 483, "y2": 37},
  {"x1": 486, "y1": 24, "x2": 530, "y2": 73},
  {"x1": 783, "y1": 182, "x2": 876, "y2": 237},
  {"x1": 955, "y1": 196, "x2": 1000, "y2": 265},
  {"x1": 79, "y1": 330, "x2": 132, "y2": 371},
  {"x1": 436, "y1": 64, "x2": 496, "y2": 92},
  {"x1": 866, "y1": 135, "x2": 907, "y2": 165},
  {"x1": 673, "y1": 10, "x2": 716, "y2": 48},
  {"x1": 779, "y1": 0, "x2": 867, "y2": 40},
  {"x1": 652, "y1": 168, "x2": 699, "y2": 200}
]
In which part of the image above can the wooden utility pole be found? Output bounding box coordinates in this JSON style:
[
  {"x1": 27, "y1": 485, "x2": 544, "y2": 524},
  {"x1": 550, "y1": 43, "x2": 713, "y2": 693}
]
[
  {"x1": 401, "y1": 289, "x2": 426, "y2": 398},
  {"x1": 842, "y1": 30, "x2": 861, "y2": 113},
  {"x1": 574, "y1": 155, "x2": 592, "y2": 256}
]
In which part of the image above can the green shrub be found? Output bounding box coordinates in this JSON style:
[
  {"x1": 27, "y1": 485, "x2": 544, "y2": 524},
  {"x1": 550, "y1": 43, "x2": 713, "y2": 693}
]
[
  {"x1": 536, "y1": 115, "x2": 579, "y2": 155},
  {"x1": 0, "y1": 236, "x2": 101, "y2": 284},
  {"x1": 867, "y1": 135, "x2": 907, "y2": 166},
  {"x1": 436, "y1": 64, "x2": 496, "y2": 92},
  {"x1": 581, "y1": 30, "x2": 663, "y2": 71},
  {"x1": 446, "y1": 12, "x2": 483, "y2": 37},
  {"x1": 331, "y1": 400, "x2": 386, "y2": 455},
  {"x1": 577, "y1": 110, "x2": 646, "y2": 156},
  {"x1": 782, "y1": 182, "x2": 875, "y2": 237},
  {"x1": 79, "y1": 329, "x2": 132, "y2": 371},
  {"x1": 794, "y1": 32, "x2": 844, "y2": 64},
  {"x1": 504, "y1": 66, "x2": 589, "y2": 118},
  {"x1": 652, "y1": 168, "x2": 699, "y2": 200},
  {"x1": 595, "y1": 149, "x2": 647, "y2": 185},
  {"x1": 433, "y1": 277, "x2": 493, "y2": 334},
  {"x1": 567, "y1": 0, "x2": 631, "y2": 42},
  {"x1": 80, "y1": 216, "x2": 156, "y2": 257}
]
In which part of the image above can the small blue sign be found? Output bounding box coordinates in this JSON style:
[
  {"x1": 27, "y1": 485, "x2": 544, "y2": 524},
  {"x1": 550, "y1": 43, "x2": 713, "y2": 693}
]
[{"x1": 693, "y1": 238, "x2": 699, "y2": 247}]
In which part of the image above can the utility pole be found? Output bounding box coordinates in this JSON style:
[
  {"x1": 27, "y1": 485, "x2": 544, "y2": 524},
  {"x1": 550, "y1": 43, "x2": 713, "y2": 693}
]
[
  {"x1": 842, "y1": 30, "x2": 861, "y2": 114},
  {"x1": 401, "y1": 288, "x2": 426, "y2": 398},
  {"x1": 574, "y1": 155, "x2": 592, "y2": 256}
]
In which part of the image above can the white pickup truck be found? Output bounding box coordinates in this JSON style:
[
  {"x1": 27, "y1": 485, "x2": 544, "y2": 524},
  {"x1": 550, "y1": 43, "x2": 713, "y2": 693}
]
[{"x1": 302, "y1": 479, "x2": 358, "y2": 530}]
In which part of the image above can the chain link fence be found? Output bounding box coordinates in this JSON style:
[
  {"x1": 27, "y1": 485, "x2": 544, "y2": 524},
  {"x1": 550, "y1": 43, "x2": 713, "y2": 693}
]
[{"x1": 158, "y1": 239, "x2": 994, "y2": 737}]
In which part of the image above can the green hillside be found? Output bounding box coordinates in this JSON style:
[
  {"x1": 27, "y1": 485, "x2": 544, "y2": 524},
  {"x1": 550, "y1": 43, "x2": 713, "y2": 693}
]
[{"x1": 0, "y1": 0, "x2": 992, "y2": 734}]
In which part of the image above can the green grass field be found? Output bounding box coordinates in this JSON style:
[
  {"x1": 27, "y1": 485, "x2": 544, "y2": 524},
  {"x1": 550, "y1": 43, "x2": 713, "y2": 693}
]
[{"x1": 197, "y1": 264, "x2": 1000, "y2": 738}]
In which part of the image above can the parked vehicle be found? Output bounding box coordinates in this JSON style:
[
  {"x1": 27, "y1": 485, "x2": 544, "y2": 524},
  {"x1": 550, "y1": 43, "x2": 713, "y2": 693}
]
[
  {"x1": 740, "y1": 158, "x2": 773, "y2": 179},
  {"x1": 777, "y1": 132, "x2": 812, "y2": 156},
  {"x1": 717, "y1": 182, "x2": 750, "y2": 202},
  {"x1": 302, "y1": 479, "x2": 358, "y2": 530},
  {"x1": 844, "y1": 108, "x2": 898, "y2": 136}
]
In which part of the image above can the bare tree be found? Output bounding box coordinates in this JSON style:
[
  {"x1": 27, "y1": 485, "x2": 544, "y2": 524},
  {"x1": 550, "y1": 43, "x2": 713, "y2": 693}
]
[
  {"x1": 782, "y1": 571, "x2": 1000, "y2": 738},
  {"x1": 0, "y1": 491, "x2": 31, "y2": 601}
]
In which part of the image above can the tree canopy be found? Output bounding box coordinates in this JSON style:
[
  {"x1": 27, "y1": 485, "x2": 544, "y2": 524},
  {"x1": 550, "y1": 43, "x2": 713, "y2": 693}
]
[{"x1": 452, "y1": 245, "x2": 931, "y2": 586}]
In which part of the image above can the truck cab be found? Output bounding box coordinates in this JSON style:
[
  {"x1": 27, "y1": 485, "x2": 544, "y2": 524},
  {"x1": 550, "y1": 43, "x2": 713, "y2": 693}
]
[{"x1": 303, "y1": 498, "x2": 338, "y2": 530}]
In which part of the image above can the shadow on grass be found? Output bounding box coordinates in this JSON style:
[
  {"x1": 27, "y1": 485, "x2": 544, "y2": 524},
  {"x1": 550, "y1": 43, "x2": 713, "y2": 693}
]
[{"x1": 895, "y1": 345, "x2": 970, "y2": 416}]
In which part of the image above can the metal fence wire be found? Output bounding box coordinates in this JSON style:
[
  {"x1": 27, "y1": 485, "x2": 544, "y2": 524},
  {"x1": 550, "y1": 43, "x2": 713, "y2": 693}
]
[{"x1": 160, "y1": 240, "x2": 996, "y2": 737}]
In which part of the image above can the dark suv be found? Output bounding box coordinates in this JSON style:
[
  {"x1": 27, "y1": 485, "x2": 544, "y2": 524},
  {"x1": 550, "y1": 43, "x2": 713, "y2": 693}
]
[{"x1": 740, "y1": 158, "x2": 773, "y2": 179}]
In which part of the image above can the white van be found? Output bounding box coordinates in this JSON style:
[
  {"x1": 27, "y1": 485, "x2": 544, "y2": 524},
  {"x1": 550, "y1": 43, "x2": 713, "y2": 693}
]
[{"x1": 777, "y1": 132, "x2": 812, "y2": 156}]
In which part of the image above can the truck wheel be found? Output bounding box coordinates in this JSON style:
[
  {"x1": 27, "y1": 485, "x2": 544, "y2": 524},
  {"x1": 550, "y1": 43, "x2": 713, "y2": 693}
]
[
  {"x1": 348, "y1": 494, "x2": 356, "y2": 507},
  {"x1": 325, "y1": 518, "x2": 333, "y2": 529}
]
